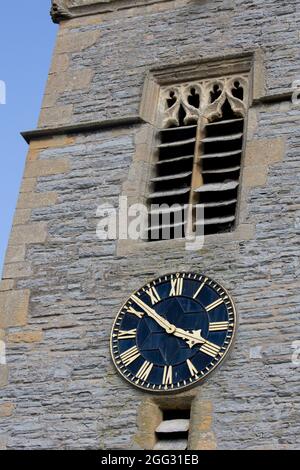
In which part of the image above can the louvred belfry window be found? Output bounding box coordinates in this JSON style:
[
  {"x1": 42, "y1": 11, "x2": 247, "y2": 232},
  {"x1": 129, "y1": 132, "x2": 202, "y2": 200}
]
[{"x1": 148, "y1": 75, "x2": 249, "y2": 241}]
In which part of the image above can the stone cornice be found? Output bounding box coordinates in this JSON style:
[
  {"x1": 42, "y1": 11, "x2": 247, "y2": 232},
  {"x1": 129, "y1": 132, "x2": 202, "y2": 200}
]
[{"x1": 50, "y1": 0, "x2": 169, "y2": 23}]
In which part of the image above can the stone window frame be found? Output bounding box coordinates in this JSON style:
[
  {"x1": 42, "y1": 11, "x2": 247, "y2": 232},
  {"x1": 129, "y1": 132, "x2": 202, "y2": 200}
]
[
  {"x1": 132, "y1": 393, "x2": 216, "y2": 450},
  {"x1": 117, "y1": 50, "x2": 265, "y2": 256}
]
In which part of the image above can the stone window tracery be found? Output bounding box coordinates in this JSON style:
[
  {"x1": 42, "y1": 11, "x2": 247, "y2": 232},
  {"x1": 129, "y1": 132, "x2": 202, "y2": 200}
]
[{"x1": 148, "y1": 74, "x2": 249, "y2": 241}]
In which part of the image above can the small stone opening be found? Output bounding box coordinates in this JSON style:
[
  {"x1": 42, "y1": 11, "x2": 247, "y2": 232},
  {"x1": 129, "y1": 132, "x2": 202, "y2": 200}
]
[
  {"x1": 210, "y1": 83, "x2": 222, "y2": 103},
  {"x1": 154, "y1": 407, "x2": 191, "y2": 450},
  {"x1": 167, "y1": 90, "x2": 177, "y2": 108},
  {"x1": 188, "y1": 87, "x2": 200, "y2": 108}
]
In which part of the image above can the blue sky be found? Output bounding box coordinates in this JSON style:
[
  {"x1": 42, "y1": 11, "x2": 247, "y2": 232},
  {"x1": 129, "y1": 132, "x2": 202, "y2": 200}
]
[{"x1": 0, "y1": 1, "x2": 57, "y2": 274}]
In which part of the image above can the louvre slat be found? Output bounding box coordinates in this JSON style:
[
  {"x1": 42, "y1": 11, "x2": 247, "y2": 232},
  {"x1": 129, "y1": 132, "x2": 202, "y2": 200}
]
[
  {"x1": 150, "y1": 205, "x2": 186, "y2": 215},
  {"x1": 159, "y1": 125, "x2": 197, "y2": 132},
  {"x1": 194, "y1": 181, "x2": 239, "y2": 192},
  {"x1": 151, "y1": 171, "x2": 192, "y2": 182},
  {"x1": 202, "y1": 165, "x2": 240, "y2": 174},
  {"x1": 205, "y1": 118, "x2": 244, "y2": 127},
  {"x1": 148, "y1": 221, "x2": 185, "y2": 232},
  {"x1": 201, "y1": 149, "x2": 241, "y2": 159},
  {"x1": 201, "y1": 132, "x2": 243, "y2": 143},
  {"x1": 195, "y1": 215, "x2": 235, "y2": 225},
  {"x1": 148, "y1": 187, "x2": 191, "y2": 199},
  {"x1": 194, "y1": 199, "x2": 237, "y2": 208},
  {"x1": 158, "y1": 137, "x2": 196, "y2": 148},
  {"x1": 156, "y1": 155, "x2": 194, "y2": 165}
]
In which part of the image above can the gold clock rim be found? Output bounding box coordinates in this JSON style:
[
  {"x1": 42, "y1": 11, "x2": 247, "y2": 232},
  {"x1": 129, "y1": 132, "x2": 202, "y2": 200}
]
[{"x1": 109, "y1": 272, "x2": 238, "y2": 394}]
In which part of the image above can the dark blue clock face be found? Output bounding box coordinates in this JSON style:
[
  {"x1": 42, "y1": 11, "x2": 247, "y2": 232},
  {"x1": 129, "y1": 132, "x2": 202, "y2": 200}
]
[{"x1": 111, "y1": 273, "x2": 236, "y2": 393}]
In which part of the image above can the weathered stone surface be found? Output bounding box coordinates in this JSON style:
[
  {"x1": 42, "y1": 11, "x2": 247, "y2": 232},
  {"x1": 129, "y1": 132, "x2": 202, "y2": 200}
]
[
  {"x1": 17, "y1": 192, "x2": 58, "y2": 210},
  {"x1": 56, "y1": 30, "x2": 101, "y2": 54},
  {"x1": 2, "y1": 262, "x2": 32, "y2": 279},
  {"x1": 24, "y1": 159, "x2": 69, "y2": 178},
  {"x1": 38, "y1": 105, "x2": 74, "y2": 128},
  {"x1": 245, "y1": 138, "x2": 285, "y2": 167},
  {"x1": 29, "y1": 135, "x2": 75, "y2": 150},
  {"x1": 13, "y1": 209, "x2": 32, "y2": 226},
  {"x1": 47, "y1": 69, "x2": 94, "y2": 95},
  {"x1": 42, "y1": 0, "x2": 300, "y2": 129},
  {"x1": 0, "y1": 366, "x2": 8, "y2": 388},
  {"x1": 4, "y1": 246, "x2": 26, "y2": 264},
  {"x1": 20, "y1": 178, "x2": 37, "y2": 194},
  {"x1": 0, "y1": 435, "x2": 7, "y2": 450},
  {"x1": 0, "y1": 403, "x2": 15, "y2": 418},
  {"x1": 154, "y1": 439, "x2": 188, "y2": 450},
  {"x1": 0, "y1": 290, "x2": 30, "y2": 329},
  {"x1": 134, "y1": 399, "x2": 163, "y2": 450},
  {"x1": 192, "y1": 432, "x2": 217, "y2": 451},
  {"x1": 7, "y1": 331, "x2": 44, "y2": 344},
  {"x1": 156, "y1": 419, "x2": 189, "y2": 433},
  {"x1": 9, "y1": 223, "x2": 48, "y2": 245},
  {"x1": 0, "y1": 281, "x2": 14, "y2": 292}
]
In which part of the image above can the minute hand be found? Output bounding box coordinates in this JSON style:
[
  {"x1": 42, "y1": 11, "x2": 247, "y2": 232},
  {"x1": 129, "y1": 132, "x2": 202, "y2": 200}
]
[
  {"x1": 131, "y1": 295, "x2": 207, "y2": 348},
  {"x1": 131, "y1": 294, "x2": 176, "y2": 333}
]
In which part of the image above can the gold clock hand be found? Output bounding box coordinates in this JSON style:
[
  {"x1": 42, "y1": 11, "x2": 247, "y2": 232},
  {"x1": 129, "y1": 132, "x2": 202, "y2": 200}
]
[
  {"x1": 131, "y1": 294, "x2": 176, "y2": 333},
  {"x1": 173, "y1": 327, "x2": 206, "y2": 348},
  {"x1": 173, "y1": 328, "x2": 221, "y2": 357},
  {"x1": 131, "y1": 295, "x2": 212, "y2": 352}
]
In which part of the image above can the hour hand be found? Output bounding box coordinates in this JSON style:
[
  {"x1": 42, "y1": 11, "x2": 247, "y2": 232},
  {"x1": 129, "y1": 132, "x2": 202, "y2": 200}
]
[
  {"x1": 173, "y1": 328, "x2": 206, "y2": 348},
  {"x1": 131, "y1": 294, "x2": 176, "y2": 333}
]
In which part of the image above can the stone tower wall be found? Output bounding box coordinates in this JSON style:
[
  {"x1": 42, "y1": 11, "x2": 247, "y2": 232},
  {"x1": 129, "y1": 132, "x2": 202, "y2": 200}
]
[{"x1": 0, "y1": 0, "x2": 299, "y2": 449}]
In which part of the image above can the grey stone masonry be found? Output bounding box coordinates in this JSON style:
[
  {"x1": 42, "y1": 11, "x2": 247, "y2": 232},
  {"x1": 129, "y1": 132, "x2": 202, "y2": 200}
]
[
  {"x1": 0, "y1": 0, "x2": 299, "y2": 450},
  {"x1": 40, "y1": 0, "x2": 300, "y2": 129}
]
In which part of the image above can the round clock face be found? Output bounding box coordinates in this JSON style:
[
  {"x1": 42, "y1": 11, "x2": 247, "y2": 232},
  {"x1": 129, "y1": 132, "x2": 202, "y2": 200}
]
[{"x1": 110, "y1": 272, "x2": 237, "y2": 393}]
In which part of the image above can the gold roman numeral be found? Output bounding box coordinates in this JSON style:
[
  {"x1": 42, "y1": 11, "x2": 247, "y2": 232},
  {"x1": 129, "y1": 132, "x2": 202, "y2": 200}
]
[
  {"x1": 186, "y1": 359, "x2": 198, "y2": 377},
  {"x1": 193, "y1": 278, "x2": 207, "y2": 299},
  {"x1": 205, "y1": 298, "x2": 223, "y2": 312},
  {"x1": 209, "y1": 321, "x2": 229, "y2": 332},
  {"x1": 200, "y1": 341, "x2": 221, "y2": 358},
  {"x1": 162, "y1": 365, "x2": 173, "y2": 385},
  {"x1": 118, "y1": 329, "x2": 137, "y2": 340},
  {"x1": 136, "y1": 361, "x2": 154, "y2": 381},
  {"x1": 126, "y1": 305, "x2": 144, "y2": 318},
  {"x1": 169, "y1": 277, "x2": 183, "y2": 296},
  {"x1": 120, "y1": 346, "x2": 140, "y2": 366},
  {"x1": 145, "y1": 286, "x2": 161, "y2": 305}
]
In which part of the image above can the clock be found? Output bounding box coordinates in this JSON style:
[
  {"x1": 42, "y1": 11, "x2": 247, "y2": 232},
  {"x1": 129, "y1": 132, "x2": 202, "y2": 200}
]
[{"x1": 110, "y1": 272, "x2": 237, "y2": 393}]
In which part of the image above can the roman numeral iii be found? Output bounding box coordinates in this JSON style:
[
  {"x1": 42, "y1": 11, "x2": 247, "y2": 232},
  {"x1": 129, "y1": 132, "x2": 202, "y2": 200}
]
[
  {"x1": 200, "y1": 341, "x2": 221, "y2": 358},
  {"x1": 209, "y1": 321, "x2": 229, "y2": 332}
]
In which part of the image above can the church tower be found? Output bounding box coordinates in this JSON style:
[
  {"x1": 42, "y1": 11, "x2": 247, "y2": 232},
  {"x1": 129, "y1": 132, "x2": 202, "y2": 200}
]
[{"x1": 0, "y1": 0, "x2": 299, "y2": 450}]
